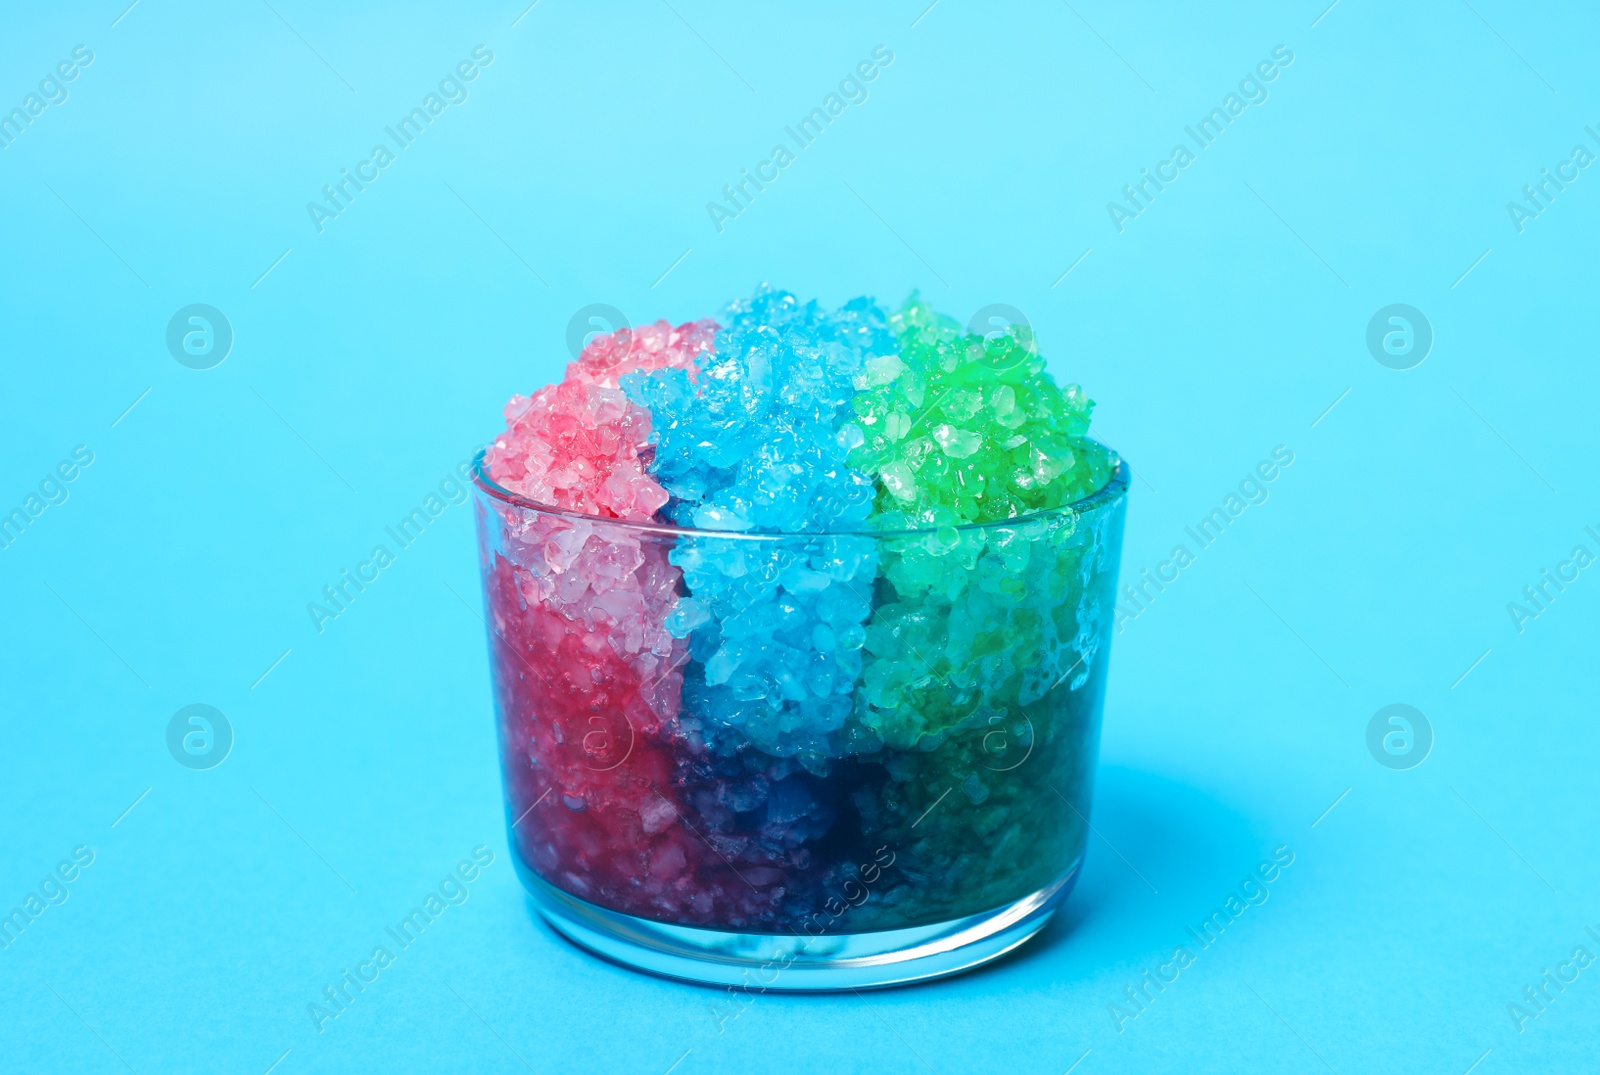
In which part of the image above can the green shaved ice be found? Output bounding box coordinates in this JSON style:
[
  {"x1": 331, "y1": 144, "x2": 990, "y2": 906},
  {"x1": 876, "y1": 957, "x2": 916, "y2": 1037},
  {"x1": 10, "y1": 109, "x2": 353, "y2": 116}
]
[{"x1": 847, "y1": 293, "x2": 1117, "y2": 529}]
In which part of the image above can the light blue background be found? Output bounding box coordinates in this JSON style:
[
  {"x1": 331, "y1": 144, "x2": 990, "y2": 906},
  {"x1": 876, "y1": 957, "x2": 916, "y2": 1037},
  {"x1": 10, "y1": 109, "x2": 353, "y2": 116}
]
[{"x1": 3, "y1": 1, "x2": 1597, "y2": 1071}]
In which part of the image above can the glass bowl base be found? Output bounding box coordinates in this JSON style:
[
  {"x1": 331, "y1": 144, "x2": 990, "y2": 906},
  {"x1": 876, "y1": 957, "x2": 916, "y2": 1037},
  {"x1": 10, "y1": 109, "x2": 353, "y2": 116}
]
[{"x1": 520, "y1": 864, "x2": 1077, "y2": 991}]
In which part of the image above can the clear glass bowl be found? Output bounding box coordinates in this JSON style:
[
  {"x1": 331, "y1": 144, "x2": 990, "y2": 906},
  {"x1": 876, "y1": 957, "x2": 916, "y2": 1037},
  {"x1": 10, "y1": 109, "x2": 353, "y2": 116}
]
[{"x1": 470, "y1": 450, "x2": 1128, "y2": 989}]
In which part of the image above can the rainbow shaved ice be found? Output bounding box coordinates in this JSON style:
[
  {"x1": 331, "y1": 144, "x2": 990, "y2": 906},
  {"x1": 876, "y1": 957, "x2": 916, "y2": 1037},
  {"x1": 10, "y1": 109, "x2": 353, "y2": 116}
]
[{"x1": 476, "y1": 286, "x2": 1124, "y2": 930}]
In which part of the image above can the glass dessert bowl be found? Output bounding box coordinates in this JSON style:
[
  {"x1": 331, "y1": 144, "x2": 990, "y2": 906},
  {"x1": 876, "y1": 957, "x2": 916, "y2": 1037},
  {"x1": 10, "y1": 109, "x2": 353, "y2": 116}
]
[{"x1": 470, "y1": 449, "x2": 1128, "y2": 989}]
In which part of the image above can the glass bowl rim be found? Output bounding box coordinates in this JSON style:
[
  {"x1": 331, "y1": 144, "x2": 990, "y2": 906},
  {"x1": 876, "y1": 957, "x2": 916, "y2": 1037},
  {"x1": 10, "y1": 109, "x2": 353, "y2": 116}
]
[{"x1": 470, "y1": 445, "x2": 1128, "y2": 541}]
